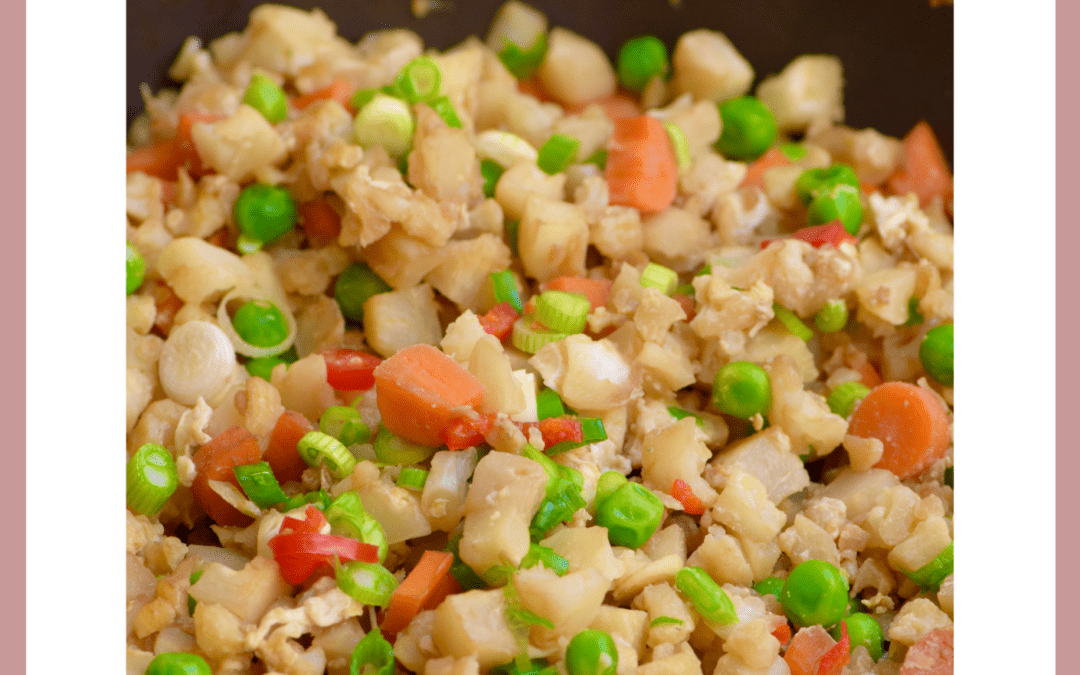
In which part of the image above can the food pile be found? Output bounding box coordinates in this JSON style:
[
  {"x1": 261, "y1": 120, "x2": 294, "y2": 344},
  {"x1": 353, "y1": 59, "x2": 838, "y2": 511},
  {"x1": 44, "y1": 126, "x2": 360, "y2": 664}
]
[{"x1": 125, "y1": 3, "x2": 954, "y2": 674}]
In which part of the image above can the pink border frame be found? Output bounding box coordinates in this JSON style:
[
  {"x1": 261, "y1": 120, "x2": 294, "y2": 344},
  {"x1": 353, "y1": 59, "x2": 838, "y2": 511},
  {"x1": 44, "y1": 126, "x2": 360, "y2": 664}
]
[{"x1": 1057, "y1": 1, "x2": 1070, "y2": 671}]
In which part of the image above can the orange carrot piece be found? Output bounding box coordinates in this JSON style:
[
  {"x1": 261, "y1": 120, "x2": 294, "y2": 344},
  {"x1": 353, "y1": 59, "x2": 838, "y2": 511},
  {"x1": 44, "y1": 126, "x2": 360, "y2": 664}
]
[
  {"x1": 605, "y1": 115, "x2": 679, "y2": 214},
  {"x1": 815, "y1": 623, "x2": 850, "y2": 675},
  {"x1": 264, "y1": 411, "x2": 315, "y2": 484},
  {"x1": 785, "y1": 626, "x2": 838, "y2": 675},
  {"x1": 847, "y1": 381, "x2": 951, "y2": 480},
  {"x1": 298, "y1": 198, "x2": 342, "y2": 247},
  {"x1": 740, "y1": 146, "x2": 792, "y2": 189},
  {"x1": 899, "y1": 628, "x2": 953, "y2": 675},
  {"x1": 380, "y1": 550, "x2": 456, "y2": 635},
  {"x1": 885, "y1": 120, "x2": 953, "y2": 207},
  {"x1": 292, "y1": 79, "x2": 355, "y2": 111},
  {"x1": 543, "y1": 276, "x2": 612, "y2": 310},
  {"x1": 125, "y1": 140, "x2": 189, "y2": 181},
  {"x1": 772, "y1": 622, "x2": 792, "y2": 645},
  {"x1": 373, "y1": 344, "x2": 487, "y2": 447},
  {"x1": 857, "y1": 360, "x2": 883, "y2": 389},
  {"x1": 191, "y1": 426, "x2": 263, "y2": 526}
]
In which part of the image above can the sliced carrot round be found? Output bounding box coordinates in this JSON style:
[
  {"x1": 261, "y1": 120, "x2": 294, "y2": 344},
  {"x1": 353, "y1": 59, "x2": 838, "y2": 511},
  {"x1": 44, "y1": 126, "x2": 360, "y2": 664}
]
[
  {"x1": 605, "y1": 115, "x2": 678, "y2": 214},
  {"x1": 373, "y1": 344, "x2": 486, "y2": 447},
  {"x1": 847, "y1": 381, "x2": 950, "y2": 480}
]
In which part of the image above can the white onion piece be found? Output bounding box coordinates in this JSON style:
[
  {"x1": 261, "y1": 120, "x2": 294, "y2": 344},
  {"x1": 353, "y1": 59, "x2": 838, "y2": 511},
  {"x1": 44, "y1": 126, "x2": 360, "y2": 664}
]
[
  {"x1": 217, "y1": 288, "x2": 297, "y2": 358},
  {"x1": 158, "y1": 321, "x2": 237, "y2": 406},
  {"x1": 475, "y1": 130, "x2": 538, "y2": 168},
  {"x1": 186, "y1": 544, "x2": 251, "y2": 571}
]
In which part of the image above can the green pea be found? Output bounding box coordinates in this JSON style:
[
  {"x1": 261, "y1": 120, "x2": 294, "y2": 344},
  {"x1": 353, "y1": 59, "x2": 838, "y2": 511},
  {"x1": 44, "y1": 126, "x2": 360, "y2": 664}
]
[
  {"x1": 712, "y1": 361, "x2": 772, "y2": 419},
  {"x1": 753, "y1": 576, "x2": 786, "y2": 598},
  {"x1": 806, "y1": 185, "x2": 863, "y2": 236},
  {"x1": 245, "y1": 354, "x2": 287, "y2": 381},
  {"x1": 779, "y1": 142, "x2": 808, "y2": 162},
  {"x1": 233, "y1": 183, "x2": 297, "y2": 246},
  {"x1": 795, "y1": 164, "x2": 860, "y2": 205},
  {"x1": 243, "y1": 72, "x2": 288, "y2": 124},
  {"x1": 676, "y1": 566, "x2": 737, "y2": 625},
  {"x1": 920, "y1": 323, "x2": 953, "y2": 386},
  {"x1": 594, "y1": 480, "x2": 663, "y2": 549},
  {"x1": 565, "y1": 629, "x2": 618, "y2": 675},
  {"x1": 617, "y1": 36, "x2": 668, "y2": 93},
  {"x1": 780, "y1": 559, "x2": 849, "y2": 628},
  {"x1": 145, "y1": 652, "x2": 212, "y2": 675},
  {"x1": 716, "y1": 96, "x2": 777, "y2": 161},
  {"x1": 126, "y1": 241, "x2": 145, "y2": 296},
  {"x1": 334, "y1": 262, "x2": 392, "y2": 323},
  {"x1": 814, "y1": 299, "x2": 849, "y2": 333},
  {"x1": 830, "y1": 613, "x2": 885, "y2": 660},
  {"x1": 231, "y1": 300, "x2": 290, "y2": 348}
]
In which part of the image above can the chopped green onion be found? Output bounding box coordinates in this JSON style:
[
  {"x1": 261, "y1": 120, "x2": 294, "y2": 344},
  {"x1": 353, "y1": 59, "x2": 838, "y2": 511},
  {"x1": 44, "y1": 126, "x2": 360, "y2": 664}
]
[
  {"x1": 297, "y1": 431, "x2": 357, "y2": 480},
  {"x1": 353, "y1": 93, "x2": 415, "y2": 157},
  {"x1": 650, "y1": 616, "x2": 685, "y2": 627},
  {"x1": 281, "y1": 489, "x2": 333, "y2": 512},
  {"x1": 481, "y1": 158, "x2": 505, "y2": 198},
  {"x1": 335, "y1": 262, "x2": 393, "y2": 324},
  {"x1": 663, "y1": 122, "x2": 692, "y2": 172},
  {"x1": 826, "y1": 381, "x2": 872, "y2": 418},
  {"x1": 902, "y1": 541, "x2": 953, "y2": 592},
  {"x1": 668, "y1": 406, "x2": 704, "y2": 427},
  {"x1": 320, "y1": 406, "x2": 371, "y2": 446},
  {"x1": 535, "y1": 388, "x2": 567, "y2": 420},
  {"x1": 490, "y1": 270, "x2": 525, "y2": 314},
  {"x1": 675, "y1": 566, "x2": 738, "y2": 625},
  {"x1": 504, "y1": 577, "x2": 555, "y2": 629},
  {"x1": 394, "y1": 56, "x2": 442, "y2": 104},
  {"x1": 779, "y1": 142, "x2": 808, "y2": 162},
  {"x1": 428, "y1": 94, "x2": 462, "y2": 128},
  {"x1": 524, "y1": 445, "x2": 587, "y2": 538},
  {"x1": 905, "y1": 295, "x2": 925, "y2": 326},
  {"x1": 695, "y1": 264, "x2": 712, "y2": 277},
  {"x1": 243, "y1": 72, "x2": 288, "y2": 124},
  {"x1": 536, "y1": 133, "x2": 580, "y2": 175},
  {"x1": 535, "y1": 290, "x2": 590, "y2": 334},
  {"x1": 445, "y1": 532, "x2": 488, "y2": 590},
  {"x1": 498, "y1": 31, "x2": 548, "y2": 79},
  {"x1": 639, "y1": 262, "x2": 678, "y2": 295},
  {"x1": 520, "y1": 543, "x2": 570, "y2": 576},
  {"x1": 583, "y1": 148, "x2": 608, "y2": 170},
  {"x1": 593, "y1": 471, "x2": 628, "y2": 510},
  {"x1": 814, "y1": 299, "x2": 849, "y2": 333},
  {"x1": 396, "y1": 467, "x2": 429, "y2": 490},
  {"x1": 336, "y1": 560, "x2": 398, "y2": 607},
  {"x1": 350, "y1": 87, "x2": 381, "y2": 111},
  {"x1": 506, "y1": 219, "x2": 520, "y2": 256},
  {"x1": 126, "y1": 242, "x2": 145, "y2": 296},
  {"x1": 673, "y1": 283, "x2": 695, "y2": 296},
  {"x1": 127, "y1": 443, "x2": 179, "y2": 516},
  {"x1": 349, "y1": 626, "x2": 394, "y2": 675},
  {"x1": 233, "y1": 462, "x2": 289, "y2": 508},
  {"x1": 326, "y1": 491, "x2": 388, "y2": 562},
  {"x1": 773, "y1": 302, "x2": 814, "y2": 341},
  {"x1": 373, "y1": 424, "x2": 437, "y2": 465},
  {"x1": 511, "y1": 314, "x2": 569, "y2": 354}
]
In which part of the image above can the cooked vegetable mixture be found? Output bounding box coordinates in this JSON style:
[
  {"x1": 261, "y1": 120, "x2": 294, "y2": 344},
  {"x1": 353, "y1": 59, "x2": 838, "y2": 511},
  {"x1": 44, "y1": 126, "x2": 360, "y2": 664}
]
[{"x1": 126, "y1": 3, "x2": 955, "y2": 674}]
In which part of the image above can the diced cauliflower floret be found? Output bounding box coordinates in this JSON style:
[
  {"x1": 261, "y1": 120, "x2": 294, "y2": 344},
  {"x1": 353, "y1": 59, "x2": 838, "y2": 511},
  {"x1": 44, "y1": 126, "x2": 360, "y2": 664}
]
[
  {"x1": 671, "y1": 29, "x2": 754, "y2": 102},
  {"x1": 705, "y1": 426, "x2": 809, "y2": 504},
  {"x1": 887, "y1": 598, "x2": 953, "y2": 647},
  {"x1": 537, "y1": 27, "x2": 617, "y2": 108},
  {"x1": 425, "y1": 234, "x2": 513, "y2": 313},
  {"x1": 755, "y1": 55, "x2": 844, "y2": 133},
  {"x1": 689, "y1": 276, "x2": 774, "y2": 357},
  {"x1": 855, "y1": 266, "x2": 918, "y2": 326},
  {"x1": 517, "y1": 197, "x2": 590, "y2": 283},
  {"x1": 642, "y1": 207, "x2": 714, "y2": 273},
  {"x1": 459, "y1": 452, "x2": 546, "y2": 572},
  {"x1": 766, "y1": 355, "x2": 847, "y2": 458},
  {"x1": 190, "y1": 105, "x2": 287, "y2": 182},
  {"x1": 640, "y1": 417, "x2": 718, "y2": 508},
  {"x1": 778, "y1": 514, "x2": 841, "y2": 569},
  {"x1": 529, "y1": 334, "x2": 640, "y2": 412},
  {"x1": 712, "y1": 471, "x2": 786, "y2": 542}
]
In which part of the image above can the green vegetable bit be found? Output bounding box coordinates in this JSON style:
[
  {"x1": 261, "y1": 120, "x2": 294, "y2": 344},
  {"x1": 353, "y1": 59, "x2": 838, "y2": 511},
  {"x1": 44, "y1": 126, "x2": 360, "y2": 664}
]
[
  {"x1": 145, "y1": 652, "x2": 213, "y2": 675},
  {"x1": 349, "y1": 626, "x2": 394, "y2": 675},
  {"x1": 795, "y1": 164, "x2": 860, "y2": 205},
  {"x1": 826, "y1": 381, "x2": 872, "y2": 419},
  {"x1": 126, "y1": 241, "x2": 145, "y2": 296},
  {"x1": 617, "y1": 35, "x2": 668, "y2": 92},
  {"x1": 752, "y1": 576, "x2": 786, "y2": 598},
  {"x1": 565, "y1": 629, "x2": 619, "y2": 675},
  {"x1": 675, "y1": 566, "x2": 738, "y2": 625},
  {"x1": 780, "y1": 559, "x2": 849, "y2": 628},
  {"x1": 830, "y1": 613, "x2": 885, "y2": 660},
  {"x1": 231, "y1": 300, "x2": 290, "y2": 349},
  {"x1": 712, "y1": 361, "x2": 772, "y2": 419},
  {"x1": 334, "y1": 262, "x2": 392, "y2": 324},
  {"x1": 593, "y1": 475, "x2": 664, "y2": 549},
  {"x1": 814, "y1": 299, "x2": 849, "y2": 333},
  {"x1": 716, "y1": 96, "x2": 777, "y2": 161},
  {"x1": 233, "y1": 183, "x2": 297, "y2": 247},
  {"x1": 920, "y1": 323, "x2": 954, "y2": 386},
  {"x1": 243, "y1": 72, "x2": 288, "y2": 123},
  {"x1": 806, "y1": 184, "x2": 863, "y2": 236}
]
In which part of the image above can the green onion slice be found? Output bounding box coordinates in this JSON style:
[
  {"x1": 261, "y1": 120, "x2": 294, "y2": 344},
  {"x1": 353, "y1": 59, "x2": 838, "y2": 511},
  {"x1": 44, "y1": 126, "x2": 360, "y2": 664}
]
[
  {"x1": 394, "y1": 56, "x2": 442, "y2": 104},
  {"x1": 297, "y1": 431, "x2": 357, "y2": 480},
  {"x1": 511, "y1": 314, "x2": 568, "y2": 354},
  {"x1": 320, "y1": 406, "x2": 371, "y2": 446},
  {"x1": 583, "y1": 148, "x2": 608, "y2": 170},
  {"x1": 396, "y1": 467, "x2": 429, "y2": 491},
  {"x1": 326, "y1": 491, "x2": 389, "y2": 563},
  {"x1": 650, "y1": 616, "x2": 685, "y2": 627},
  {"x1": 336, "y1": 560, "x2": 398, "y2": 607},
  {"x1": 127, "y1": 443, "x2": 179, "y2": 516},
  {"x1": 773, "y1": 302, "x2": 814, "y2": 341},
  {"x1": 373, "y1": 424, "x2": 437, "y2": 465},
  {"x1": 349, "y1": 626, "x2": 395, "y2": 675},
  {"x1": 498, "y1": 31, "x2": 548, "y2": 79},
  {"x1": 663, "y1": 122, "x2": 692, "y2": 171},
  {"x1": 827, "y1": 381, "x2": 872, "y2": 418},
  {"x1": 639, "y1": 262, "x2": 678, "y2": 295},
  {"x1": 535, "y1": 290, "x2": 590, "y2": 334},
  {"x1": 232, "y1": 462, "x2": 289, "y2": 508},
  {"x1": 353, "y1": 93, "x2": 415, "y2": 157},
  {"x1": 490, "y1": 270, "x2": 525, "y2": 314},
  {"x1": 428, "y1": 94, "x2": 462, "y2": 128},
  {"x1": 675, "y1": 566, "x2": 738, "y2": 625},
  {"x1": 536, "y1": 133, "x2": 580, "y2": 175},
  {"x1": 535, "y1": 388, "x2": 567, "y2": 420},
  {"x1": 520, "y1": 543, "x2": 569, "y2": 576},
  {"x1": 902, "y1": 541, "x2": 953, "y2": 592}
]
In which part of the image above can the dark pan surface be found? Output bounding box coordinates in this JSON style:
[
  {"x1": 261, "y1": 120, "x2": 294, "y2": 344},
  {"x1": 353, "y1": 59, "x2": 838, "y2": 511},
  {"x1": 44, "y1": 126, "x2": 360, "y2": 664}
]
[{"x1": 127, "y1": 0, "x2": 952, "y2": 162}]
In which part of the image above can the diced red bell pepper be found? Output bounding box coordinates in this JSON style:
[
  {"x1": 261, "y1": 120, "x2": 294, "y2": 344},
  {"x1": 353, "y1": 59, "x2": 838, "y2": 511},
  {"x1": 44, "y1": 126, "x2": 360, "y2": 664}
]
[
  {"x1": 761, "y1": 221, "x2": 858, "y2": 250},
  {"x1": 772, "y1": 622, "x2": 792, "y2": 645},
  {"x1": 670, "y1": 478, "x2": 705, "y2": 515},
  {"x1": 816, "y1": 622, "x2": 850, "y2": 675},
  {"x1": 479, "y1": 301, "x2": 520, "y2": 341},
  {"x1": 322, "y1": 349, "x2": 383, "y2": 391},
  {"x1": 440, "y1": 414, "x2": 496, "y2": 451},
  {"x1": 268, "y1": 506, "x2": 378, "y2": 585}
]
